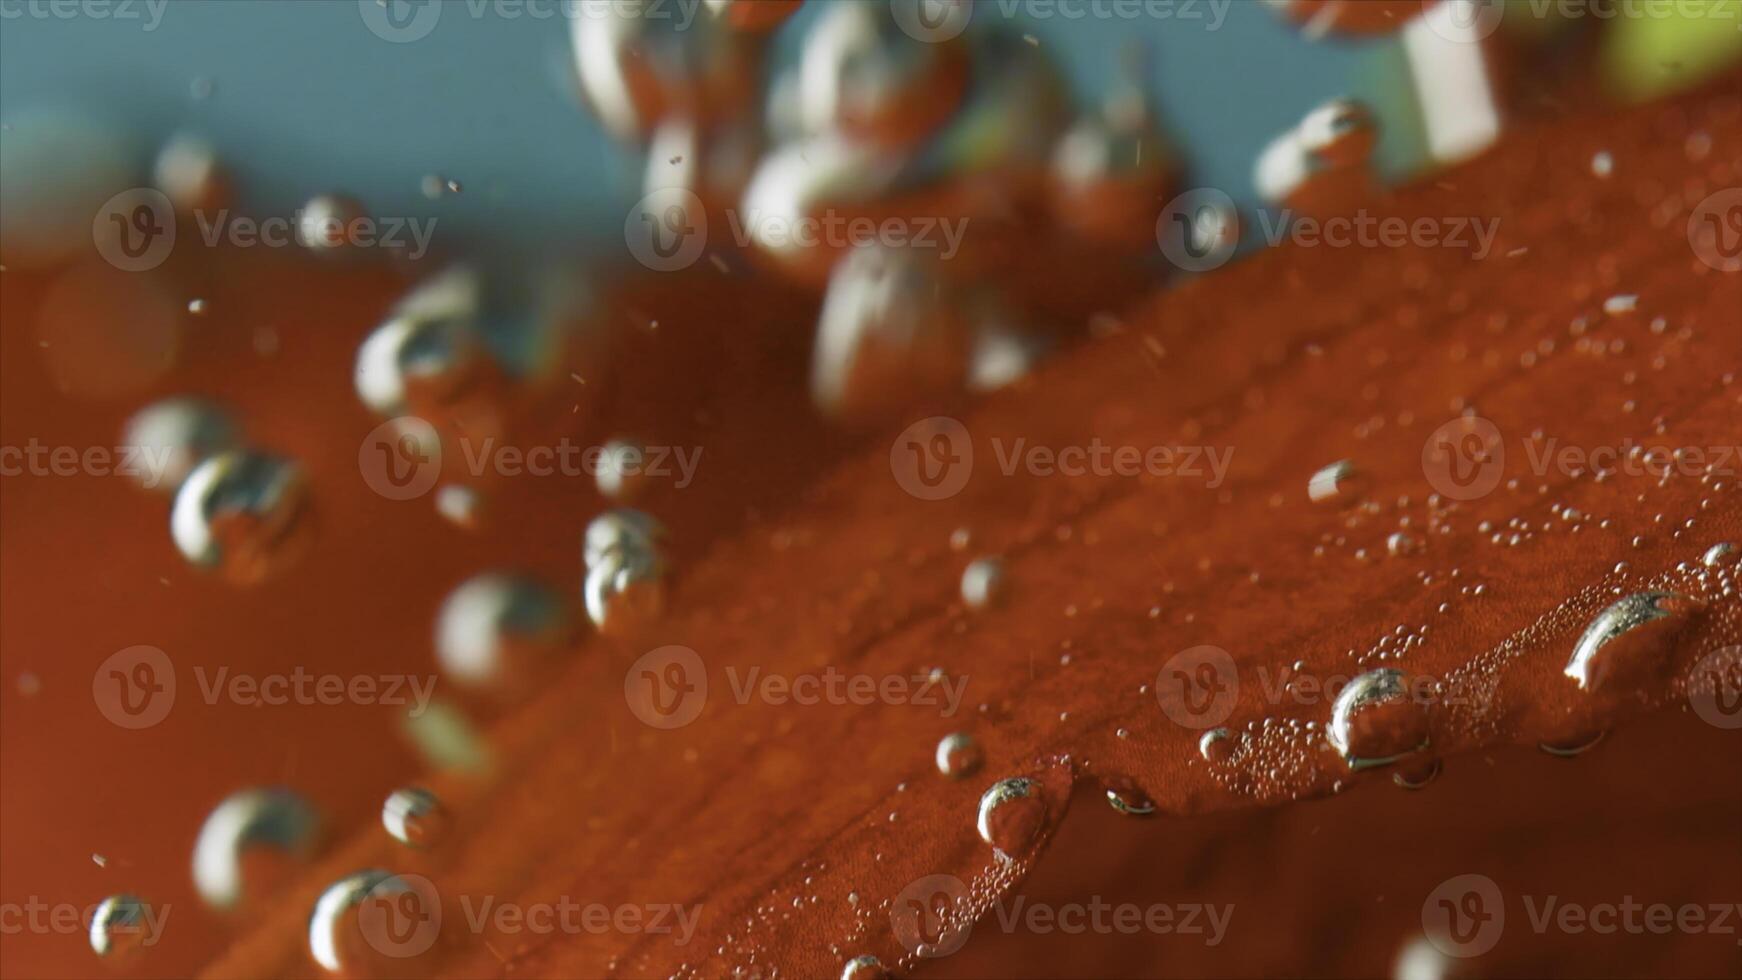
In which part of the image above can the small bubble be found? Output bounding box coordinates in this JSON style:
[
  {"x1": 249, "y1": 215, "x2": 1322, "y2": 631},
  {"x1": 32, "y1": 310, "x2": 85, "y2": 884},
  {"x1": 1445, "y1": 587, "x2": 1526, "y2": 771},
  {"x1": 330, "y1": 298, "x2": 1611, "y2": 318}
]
[
  {"x1": 935, "y1": 732, "x2": 983, "y2": 779},
  {"x1": 976, "y1": 777, "x2": 1044, "y2": 858},
  {"x1": 960, "y1": 557, "x2": 1006, "y2": 610},
  {"x1": 89, "y1": 894, "x2": 152, "y2": 960},
  {"x1": 382, "y1": 787, "x2": 451, "y2": 848}
]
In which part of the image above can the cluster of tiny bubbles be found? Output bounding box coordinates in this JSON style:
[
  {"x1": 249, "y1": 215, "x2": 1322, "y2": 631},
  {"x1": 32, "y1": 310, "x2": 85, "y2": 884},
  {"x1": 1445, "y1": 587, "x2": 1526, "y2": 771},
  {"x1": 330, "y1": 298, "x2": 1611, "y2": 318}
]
[
  {"x1": 1201, "y1": 714, "x2": 1327, "y2": 803},
  {"x1": 595, "y1": 437, "x2": 650, "y2": 502},
  {"x1": 121, "y1": 397, "x2": 239, "y2": 495},
  {"x1": 1328, "y1": 668, "x2": 1432, "y2": 771},
  {"x1": 192, "y1": 787, "x2": 322, "y2": 910},
  {"x1": 975, "y1": 777, "x2": 1045, "y2": 858},
  {"x1": 88, "y1": 894, "x2": 151, "y2": 960},
  {"x1": 934, "y1": 732, "x2": 983, "y2": 779},
  {"x1": 434, "y1": 572, "x2": 572, "y2": 692},
  {"x1": 582, "y1": 508, "x2": 669, "y2": 634},
  {"x1": 354, "y1": 266, "x2": 488, "y2": 418},
  {"x1": 958, "y1": 557, "x2": 1006, "y2": 611},
  {"x1": 381, "y1": 787, "x2": 451, "y2": 849},
  {"x1": 170, "y1": 449, "x2": 310, "y2": 585}
]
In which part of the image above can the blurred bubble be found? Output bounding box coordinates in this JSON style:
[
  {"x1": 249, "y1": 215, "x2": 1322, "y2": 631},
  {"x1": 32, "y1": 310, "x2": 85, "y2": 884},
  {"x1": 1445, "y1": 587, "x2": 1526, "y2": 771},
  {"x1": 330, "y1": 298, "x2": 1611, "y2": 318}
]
[
  {"x1": 192, "y1": 788, "x2": 322, "y2": 910},
  {"x1": 121, "y1": 397, "x2": 240, "y2": 494},
  {"x1": 435, "y1": 573, "x2": 572, "y2": 691},
  {"x1": 170, "y1": 450, "x2": 310, "y2": 584},
  {"x1": 34, "y1": 261, "x2": 181, "y2": 399},
  {"x1": 0, "y1": 108, "x2": 140, "y2": 268}
]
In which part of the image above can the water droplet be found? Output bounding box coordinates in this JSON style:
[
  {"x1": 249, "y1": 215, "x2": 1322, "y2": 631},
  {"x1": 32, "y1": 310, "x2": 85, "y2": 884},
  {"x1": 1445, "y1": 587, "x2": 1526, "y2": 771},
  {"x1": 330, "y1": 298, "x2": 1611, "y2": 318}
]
[
  {"x1": 583, "y1": 508, "x2": 667, "y2": 568},
  {"x1": 307, "y1": 869, "x2": 433, "y2": 974},
  {"x1": 382, "y1": 787, "x2": 451, "y2": 849},
  {"x1": 434, "y1": 484, "x2": 481, "y2": 529},
  {"x1": 153, "y1": 132, "x2": 229, "y2": 213},
  {"x1": 1327, "y1": 668, "x2": 1431, "y2": 771},
  {"x1": 1539, "y1": 731, "x2": 1607, "y2": 757},
  {"x1": 584, "y1": 545, "x2": 667, "y2": 635},
  {"x1": 354, "y1": 269, "x2": 486, "y2": 417},
  {"x1": 192, "y1": 788, "x2": 322, "y2": 909},
  {"x1": 170, "y1": 450, "x2": 309, "y2": 584},
  {"x1": 811, "y1": 244, "x2": 969, "y2": 421},
  {"x1": 1564, "y1": 591, "x2": 1701, "y2": 692},
  {"x1": 1386, "y1": 531, "x2": 1421, "y2": 557},
  {"x1": 122, "y1": 397, "x2": 238, "y2": 494},
  {"x1": 1701, "y1": 542, "x2": 1736, "y2": 568},
  {"x1": 297, "y1": 193, "x2": 368, "y2": 253},
  {"x1": 1308, "y1": 459, "x2": 1361, "y2": 504},
  {"x1": 596, "y1": 438, "x2": 650, "y2": 502},
  {"x1": 960, "y1": 557, "x2": 1006, "y2": 610},
  {"x1": 89, "y1": 894, "x2": 152, "y2": 960},
  {"x1": 976, "y1": 777, "x2": 1044, "y2": 857},
  {"x1": 1391, "y1": 757, "x2": 1442, "y2": 790},
  {"x1": 840, "y1": 954, "x2": 890, "y2": 980},
  {"x1": 1198, "y1": 727, "x2": 1237, "y2": 764},
  {"x1": 435, "y1": 573, "x2": 571, "y2": 690},
  {"x1": 935, "y1": 731, "x2": 982, "y2": 779},
  {"x1": 1103, "y1": 778, "x2": 1156, "y2": 816}
]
